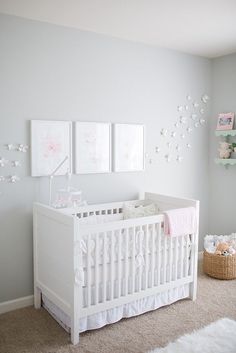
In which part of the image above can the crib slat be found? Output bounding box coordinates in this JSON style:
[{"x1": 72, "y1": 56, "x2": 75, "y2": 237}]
[
  {"x1": 87, "y1": 234, "x2": 91, "y2": 307},
  {"x1": 169, "y1": 237, "x2": 173, "y2": 282},
  {"x1": 163, "y1": 235, "x2": 167, "y2": 284},
  {"x1": 157, "y1": 223, "x2": 161, "y2": 286},
  {"x1": 185, "y1": 234, "x2": 189, "y2": 277},
  {"x1": 189, "y1": 234, "x2": 194, "y2": 276},
  {"x1": 180, "y1": 235, "x2": 183, "y2": 279},
  {"x1": 95, "y1": 233, "x2": 99, "y2": 305},
  {"x1": 110, "y1": 230, "x2": 114, "y2": 300},
  {"x1": 174, "y1": 236, "x2": 178, "y2": 280},
  {"x1": 138, "y1": 226, "x2": 142, "y2": 292},
  {"x1": 103, "y1": 232, "x2": 107, "y2": 303},
  {"x1": 131, "y1": 227, "x2": 136, "y2": 293},
  {"x1": 150, "y1": 224, "x2": 155, "y2": 287},
  {"x1": 144, "y1": 224, "x2": 149, "y2": 290},
  {"x1": 117, "y1": 229, "x2": 122, "y2": 297},
  {"x1": 124, "y1": 228, "x2": 129, "y2": 296}
]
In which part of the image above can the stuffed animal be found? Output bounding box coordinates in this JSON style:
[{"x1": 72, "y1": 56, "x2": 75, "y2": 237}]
[
  {"x1": 218, "y1": 142, "x2": 231, "y2": 159},
  {"x1": 215, "y1": 242, "x2": 235, "y2": 256}
]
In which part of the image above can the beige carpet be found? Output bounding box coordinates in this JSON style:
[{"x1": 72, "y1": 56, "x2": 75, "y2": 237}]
[{"x1": 0, "y1": 262, "x2": 236, "y2": 353}]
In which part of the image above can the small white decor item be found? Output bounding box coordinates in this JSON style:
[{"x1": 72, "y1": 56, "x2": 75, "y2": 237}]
[
  {"x1": 184, "y1": 105, "x2": 189, "y2": 111},
  {"x1": 174, "y1": 122, "x2": 179, "y2": 128},
  {"x1": 202, "y1": 94, "x2": 210, "y2": 103},
  {"x1": 160, "y1": 128, "x2": 168, "y2": 136},
  {"x1": 177, "y1": 105, "x2": 183, "y2": 112},
  {"x1": 155, "y1": 147, "x2": 160, "y2": 153},
  {"x1": 0, "y1": 176, "x2": 5, "y2": 182},
  {"x1": 191, "y1": 113, "x2": 197, "y2": 120},
  {"x1": 171, "y1": 131, "x2": 176, "y2": 138},
  {"x1": 9, "y1": 175, "x2": 20, "y2": 183},
  {"x1": 114, "y1": 124, "x2": 145, "y2": 172},
  {"x1": 167, "y1": 142, "x2": 172, "y2": 148},
  {"x1": 181, "y1": 133, "x2": 185, "y2": 139},
  {"x1": 75, "y1": 122, "x2": 111, "y2": 174},
  {"x1": 218, "y1": 142, "x2": 231, "y2": 159},
  {"x1": 200, "y1": 118, "x2": 206, "y2": 125},
  {"x1": 11, "y1": 160, "x2": 21, "y2": 167},
  {"x1": 186, "y1": 143, "x2": 191, "y2": 149},
  {"x1": 0, "y1": 157, "x2": 8, "y2": 167},
  {"x1": 193, "y1": 101, "x2": 199, "y2": 108},
  {"x1": 149, "y1": 318, "x2": 236, "y2": 353},
  {"x1": 31, "y1": 120, "x2": 72, "y2": 177},
  {"x1": 195, "y1": 122, "x2": 200, "y2": 128},
  {"x1": 176, "y1": 155, "x2": 183, "y2": 162},
  {"x1": 186, "y1": 95, "x2": 192, "y2": 101},
  {"x1": 18, "y1": 144, "x2": 29, "y2": 153}
]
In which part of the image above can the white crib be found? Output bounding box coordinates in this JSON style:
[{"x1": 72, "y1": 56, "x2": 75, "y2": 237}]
[{"x1": 33, "y1": 192, "x2": 199, "y2": 345}]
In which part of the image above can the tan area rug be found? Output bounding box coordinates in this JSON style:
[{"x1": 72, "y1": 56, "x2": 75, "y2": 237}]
[
  {"x1": 0, "y1": 262, "x2": 236, "y2": 353},
  {"x1": 149, "y1": 318, "x2": 236, "y2": 353}
]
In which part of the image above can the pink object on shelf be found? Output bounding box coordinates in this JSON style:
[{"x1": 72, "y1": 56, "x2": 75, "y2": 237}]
[{"x1": 164, "y1": 207, "x2": 196, "y2": 237}]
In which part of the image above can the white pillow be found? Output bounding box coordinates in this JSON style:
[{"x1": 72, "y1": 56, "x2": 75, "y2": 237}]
[{"x1": 123, "y1": 203, "x2": 158, "y2": 220}]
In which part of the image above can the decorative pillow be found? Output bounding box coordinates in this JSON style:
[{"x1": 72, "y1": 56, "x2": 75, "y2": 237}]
[{"x1": 123, "y1": 203, "x2": 158, "y2": 220}]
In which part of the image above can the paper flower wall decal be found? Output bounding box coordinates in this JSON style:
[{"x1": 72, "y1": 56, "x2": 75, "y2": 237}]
[
  {"x1": 177, "y1": 106, "x2": 183, "y2": 112},
  {"x1": 160, "y1": 128, "x2": 168, "y2": 136},
  {"x1": 186, "y1": 143, "x2": 191, "y2": 149},
  {"x1": 171, "y1": 131, "x2": 176, "y2": 138},
  {"x1": 176, "y1": 155, "x2": 183, "y2": 162},
  {"x1": 202, "y1": 94, "x2": 210, "y2": 103},
  {"x1": 9, "y1": 175, "x2": 20, "y2": 183},
  {"x1": 0, "y1": 157, "x2": 8, "y2": 167},
  {"x1": 186, "y1": 95, "x2": 192, "y2": 101},
  {"x1": 191, "y1": 114, "x2": 197, "y2": 120},
  {"x1": 200, "y1": 119, "x2": 206, "y2": 125},
  {"x1": 180, "y1": 116, "x2": 187, "y2": 124},
  {"x1": 12, "y1": 161, "x2": 21, "y2": 167},
  {"x1": 18, "y1": 144, "x2": 29, "y2": 153},
  {"x1": 0, "y1": 176, "x2": 5, "y2": 182},
  {"x1": 186, "y1": 127, "x2": 193, "y2": 133},
  {"x1": 193, "y1": 102, "x2": 199, "y2": 108},
  {"x1": 155, "y1": 147, "x2": 160, "y2": 153},
  {"x1": 165, "y1": 154, "x2": 171, "y2": 162}
]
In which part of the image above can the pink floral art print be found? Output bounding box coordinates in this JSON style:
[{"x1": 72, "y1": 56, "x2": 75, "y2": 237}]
[
  {"x1": 31, "y1": 121, "x2": 72, "y2": 177},
  {"x1": 216, "y1": 112, "x2": 235, "y2": 131}
]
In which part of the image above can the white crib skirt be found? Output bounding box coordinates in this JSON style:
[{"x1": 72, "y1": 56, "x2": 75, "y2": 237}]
[{"x1": 42, "y1": 283, "x2": 189, "y2": 333}]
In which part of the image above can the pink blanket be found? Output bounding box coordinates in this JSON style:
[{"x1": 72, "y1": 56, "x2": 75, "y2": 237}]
[{"x1": 164, "y1": 207, "x2": 196, "y2": 237}]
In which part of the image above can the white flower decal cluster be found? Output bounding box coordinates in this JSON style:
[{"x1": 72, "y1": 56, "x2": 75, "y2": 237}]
[
  {"x1": 0, "y1": 143, "x2": 29, "y2": 183},
  {"x1": 154, "y1": 93, "x2": 210, "y2": 163}
]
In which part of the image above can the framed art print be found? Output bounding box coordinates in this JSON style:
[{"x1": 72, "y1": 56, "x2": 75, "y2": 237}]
[
  {"x1": 75, "y1": 122, "x2": 111, "y2": 174},
  {"x1": 31, "y1": 120, "x2": 72, "y2": 177},
  {"x1": 216, "y1": 112, "x2": 234, "y2": 130},
  {"x1": 114, "y1": 123, "x2": 145, "y2": 172}
]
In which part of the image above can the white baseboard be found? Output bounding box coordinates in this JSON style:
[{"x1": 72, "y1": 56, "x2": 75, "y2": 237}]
[{"x1": 0, "y1": 295, "x2": 34, "y2": 315}]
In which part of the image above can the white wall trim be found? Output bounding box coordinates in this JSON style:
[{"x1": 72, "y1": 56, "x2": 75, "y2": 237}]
[{"x1": 0, "y1": 295, "x2": 34, "y2": 315}]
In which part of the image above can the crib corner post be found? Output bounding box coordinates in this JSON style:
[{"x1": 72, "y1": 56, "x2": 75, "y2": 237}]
[
  {"x1": 34, "y1": 286, "x2": 42, "y2": 309},
  {"x1": 71, "y1": 324, "x2": 80, "y2": 345}
]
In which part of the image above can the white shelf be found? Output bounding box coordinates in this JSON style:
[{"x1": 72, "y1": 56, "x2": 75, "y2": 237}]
[
  {"x1": 215, "y1": 130, "x2": 236, "y2": 137},
  {"x1": 215, "y1": 158, "x2": 236, "y2": 166}
]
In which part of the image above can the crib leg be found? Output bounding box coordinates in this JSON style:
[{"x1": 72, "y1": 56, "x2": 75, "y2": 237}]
[
  {"x1": 71, "y1": 327, "x2": 79, "y2": 345},
  {"x1": 34, "y1": 286, "x2": 41, "y2": 309},
  {"x1": 190, "y1": 281, "x2": 197, "y2": 301}
]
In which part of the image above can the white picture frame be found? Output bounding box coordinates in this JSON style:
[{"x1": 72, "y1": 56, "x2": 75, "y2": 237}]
[
  {"x1": 114, "y1": 123, "x2": 145, "y2": 172},
  {"x1": 75, "y1": 122, "x2": 111, "y2": 174},
  {"x1": 31, "y1": 120, "x2": 72, "y2": 177}
]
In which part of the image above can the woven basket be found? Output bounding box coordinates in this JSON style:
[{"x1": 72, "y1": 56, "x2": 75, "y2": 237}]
[{"x1": 203, "y1": 251, "x2": 236, "y2": 280}]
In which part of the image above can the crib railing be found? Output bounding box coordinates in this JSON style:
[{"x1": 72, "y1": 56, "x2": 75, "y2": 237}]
[{"x1": 77, "y1": 215, "x2": 194, "y2": 317}]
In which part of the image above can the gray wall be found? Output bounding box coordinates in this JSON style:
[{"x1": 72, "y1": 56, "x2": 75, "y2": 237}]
[
  {"x1": 209, "y1": 53, "x2": 236, "y2": 234},
  {"x1": 0, "y1": 14, "x2": 211, "y2": 303}
]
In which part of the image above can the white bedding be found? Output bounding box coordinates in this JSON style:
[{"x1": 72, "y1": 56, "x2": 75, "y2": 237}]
[{"x1": 43, "y1": 283, "x2": 190, "y2": 333}]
